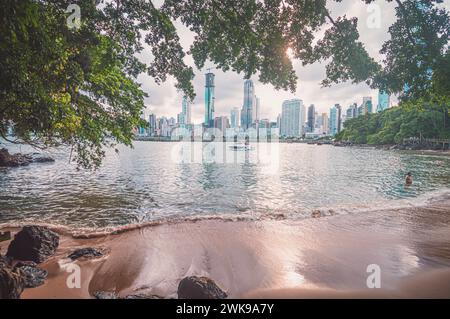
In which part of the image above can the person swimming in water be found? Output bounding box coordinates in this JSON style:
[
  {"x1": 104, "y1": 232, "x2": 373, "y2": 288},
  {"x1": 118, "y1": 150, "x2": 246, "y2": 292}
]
[{"x1": 405, "y1": 172, "x2": 413, "y2": 185}]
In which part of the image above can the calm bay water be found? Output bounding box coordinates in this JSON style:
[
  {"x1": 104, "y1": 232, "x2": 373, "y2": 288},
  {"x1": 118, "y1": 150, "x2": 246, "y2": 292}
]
[{"x1": 1, "y1": 142, "x2": 450, "y2": 228}]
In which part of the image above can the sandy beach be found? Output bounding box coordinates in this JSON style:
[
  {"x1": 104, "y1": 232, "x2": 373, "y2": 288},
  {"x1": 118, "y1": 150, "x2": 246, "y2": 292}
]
[{"x1": 2, "y1": 192, "x2": 450, "y2": 299}]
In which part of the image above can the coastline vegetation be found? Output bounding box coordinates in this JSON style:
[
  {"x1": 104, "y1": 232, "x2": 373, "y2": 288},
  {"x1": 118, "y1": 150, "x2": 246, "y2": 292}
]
[{"x1": 336, "y1": 105, "x2": 450, "y2": 145}]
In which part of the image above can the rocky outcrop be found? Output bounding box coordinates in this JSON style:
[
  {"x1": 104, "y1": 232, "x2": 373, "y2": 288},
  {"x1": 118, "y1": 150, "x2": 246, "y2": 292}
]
[
  {"x1": 0, "y1": 148, "x2": 54, "y2": 167},
  {"x1": 93, "y1": 291, "x2": 118, "y2": 299},
  {"x1": 68, "y1": 247, "x2": 103, "y2": 260},
  {"x1": 177, "y1": 276, "x2": 227, "y2": 299},
  {"x1": 6, "y1": 226, "x2": 59, "y2": 263},
  {"x1": 122, "y1": 293, "x2": 164, "y2": 299},
  {"x1": 13, "y1": 261, "x2": 48, "y2": 288},
  {"x1": 0, "y1": 262, "x2": 25, "y2": 299}
]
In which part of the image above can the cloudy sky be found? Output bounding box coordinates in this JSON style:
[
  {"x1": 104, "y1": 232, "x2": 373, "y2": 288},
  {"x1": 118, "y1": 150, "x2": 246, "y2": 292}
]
[{"x1": 135, "y1": 0, "x2": 446, "y2": 123}]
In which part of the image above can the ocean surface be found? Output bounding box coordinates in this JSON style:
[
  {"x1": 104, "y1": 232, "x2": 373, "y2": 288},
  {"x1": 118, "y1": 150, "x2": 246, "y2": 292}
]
[{"x1": 1, "y1": 141, "x2": 450, "y2": 229}]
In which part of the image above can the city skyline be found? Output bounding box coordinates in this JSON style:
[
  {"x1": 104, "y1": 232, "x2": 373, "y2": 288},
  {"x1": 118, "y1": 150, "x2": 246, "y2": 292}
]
[{"x1": 143, "y1": 73, "x2": 393, "y2": 137}]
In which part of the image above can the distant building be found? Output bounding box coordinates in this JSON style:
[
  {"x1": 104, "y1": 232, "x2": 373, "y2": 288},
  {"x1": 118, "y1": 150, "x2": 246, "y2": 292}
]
[
  {"x1": 148, "y1": 113, "x2": 156, "y2": 136},
  {"x1": 255, "y1": 96, "x2": 260, "y2": 125},
  {"x1": 322, "y1": 113, "x2": 329, "y2": 135},
  {"x1": 214, "y1": 116, "x2": 230, "y2": 133},
  {"x1": 377, "y1": 90, "x2": 390, "y2": 112},
  {"x1": 307, "y1": 104, "x2": 315, "y2": 133},
  {"x1": 180, "y1": 96, "x2": 192, "y2": 125},
  {"x1": 280, "y1": 99, "x2": 305, "y2": 138},
  {"x1": 204, "y1": 72, "x2": 215, "y2": 128},
  {"x1": 329, "y1": 106, "x2": 338, "y2": 136},
  {"x1": 258, "y1": 118, "x2": 270, "y2": 129},
  {"x1": 241, "y1": 79, "x2": 255, "y2": 129},
  {"x1": 230, "y1": 107, "x2": 240, "y2": 128},
  {"x1": 346, "y1": 103, "x2": 358, "y2": 120}
]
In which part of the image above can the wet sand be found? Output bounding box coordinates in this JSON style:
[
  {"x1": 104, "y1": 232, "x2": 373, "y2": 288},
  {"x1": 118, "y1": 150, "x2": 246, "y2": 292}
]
[{"x1": 1, "y1": 194, "x2": 450, "y2": 299}]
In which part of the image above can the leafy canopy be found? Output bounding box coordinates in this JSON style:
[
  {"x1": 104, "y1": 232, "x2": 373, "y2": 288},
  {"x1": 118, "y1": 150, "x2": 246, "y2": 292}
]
[{"x1": 1, "y1": 0, "x2": 449, "y2": 167}]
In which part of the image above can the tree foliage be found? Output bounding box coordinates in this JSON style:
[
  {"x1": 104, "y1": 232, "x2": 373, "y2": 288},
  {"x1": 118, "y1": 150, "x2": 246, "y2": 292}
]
[{"x1": 0, "y1": 0, "x2": 449, "y2": 167}]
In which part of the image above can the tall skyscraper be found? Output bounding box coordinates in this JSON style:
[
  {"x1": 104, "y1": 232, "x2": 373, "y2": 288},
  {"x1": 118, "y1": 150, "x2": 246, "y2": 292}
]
[
  {"x1": 329, "y1": 106, "x2": 338, "y2": 136},
  {"x1": 204, "y1": 72, "x2": 215, "y2": 128},
  {"x1": 346, "y1": 103, "x2": 358, "y2": 119},
  {"x1": 322, "y1": 113, "x2": 329, "y2": 135},
  {"x1": 230, "y1": 107, "x2": 240, "y2": 128},
  {"x1": 148, "y1": 113, "x2": 156, "y2": 136},
  {"x1": 335, "y1": 104, "x2": 342, "y2": 133},
  {"x1": 180, "y1": 96, "x2": 191, "y2": 125},
  {"x1": 307, "y1": 104, "x2": 315, "y2": 133},
  {"x1": 240, "y1": 79, "x2": 255, "y2": 129},
  {"x1": 377, "y1": 90, "x2": 390, "y2": 112},
  {"x1": 254, "y1": 96, "x2": 260, "y2": 125},
  {"x1": 280, "y1": 99, "x2": 305, "y2": 137}
]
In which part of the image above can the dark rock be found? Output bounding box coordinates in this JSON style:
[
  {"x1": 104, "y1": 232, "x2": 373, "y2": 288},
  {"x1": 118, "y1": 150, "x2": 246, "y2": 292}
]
[
  {"x1": 122, "y1": 293, "x2": 164, "y2": 299},
  {"x1": 311, "y1": 210, "x2": 322, "y2": 218},
  {"x1": 68, "y1": 247, "x2": 103, "y2": 260},
  {"x1": 0, "y1": 148, "x2": 30, "y2": 167},
  {"x1": 6, "y1": 226, "x2": 59, "y2": 263},
  {"x1": 0, "y1": 254, "x2": 13, "y2": 267},
  {"x1": 0, "y1": 148, "x2": 54, "y2": 167},
  {"x1": 93, "y1": 291, "x2": 118, "y2": 299},
  {"x1": 0, "y1": 263, "x2": 25, "y2": 299},
  {"x1": 178, "y1": 276, "x2": 227, "y2": 299},
  {"x1": 14, "y1": 262, "x2": 48, "y2": 288},
  {"x1": 32, "y1": 156, "x2": 55, "y2": 163}
]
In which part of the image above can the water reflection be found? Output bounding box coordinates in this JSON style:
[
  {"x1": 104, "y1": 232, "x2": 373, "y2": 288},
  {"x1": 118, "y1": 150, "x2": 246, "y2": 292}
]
[{"x1": 0, "y1": 142, "x2": 450, "y2": 228}]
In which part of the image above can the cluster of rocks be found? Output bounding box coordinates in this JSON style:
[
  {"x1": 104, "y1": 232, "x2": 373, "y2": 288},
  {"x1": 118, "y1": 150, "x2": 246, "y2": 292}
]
[
  {"x1": 2, "y1": 226, "x2": 228, "y2": 299},
  {"x1": 1, "y1": 226, "x2": 59, "y2": 298},
  {"x1": 0, "y1": 148, "x2": 54, "y2": 167},
  {"x1": 93, "y1": 276, "x2": 228, "y2": 299}
]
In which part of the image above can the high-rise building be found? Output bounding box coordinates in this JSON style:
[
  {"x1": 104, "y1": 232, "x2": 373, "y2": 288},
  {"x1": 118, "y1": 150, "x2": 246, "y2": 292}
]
[
  {"x1": 322, "y1": 113, "x2": 329, "y2": 135},
  {"x1": 148, "y1": 114, "x2": 156, "y2": 136},
  {"x1": 329, "y1": 106, "x2": 338, "y2": 136},
  {"x1": 346, "y1": 103, "x2": 358, "y2": 120},
  {"x1": 204, "y1": 72, "x2": 215, "y2": 128},
  {"x1": 254, "y1": 96, "x2": 260, "y2": 124},
  {"x1": 240, "y1": 79, "x2": 255, "y2": 129},
  {"x1": 280, "y1": 99, "x2": 305, "y2": 138},
  {"x1": 180, "y1": 96, "x2": 191, "y2": 125},
  {"x1": 214, "y1": 116, "x2": 229, "y2": 133},
  {"x1": 230, "y1": 107, "x2": 240, "y2": 128},
  {"x1": 377, "y1": 90, "x2": 390, "y2": 112},
  {"x1": 307, "y1": 104, "x2": 315, "y2": 133}
]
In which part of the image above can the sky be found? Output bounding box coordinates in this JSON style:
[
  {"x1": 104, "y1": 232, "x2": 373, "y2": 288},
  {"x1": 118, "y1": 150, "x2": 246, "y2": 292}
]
[{"x1": 135, "y1": 0, "x2": 448, "y2": 123}]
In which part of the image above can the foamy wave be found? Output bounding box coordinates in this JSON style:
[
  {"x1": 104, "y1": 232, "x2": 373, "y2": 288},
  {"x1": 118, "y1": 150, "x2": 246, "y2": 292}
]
[{"x1": 1, "y1": 188, "x2": 450, "y2": 239}]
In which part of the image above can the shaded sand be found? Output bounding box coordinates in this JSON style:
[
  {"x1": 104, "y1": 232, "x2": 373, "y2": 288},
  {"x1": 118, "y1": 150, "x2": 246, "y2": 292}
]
[{"x1": 1, "y1": 194, "x2": 450, "y2": 299}]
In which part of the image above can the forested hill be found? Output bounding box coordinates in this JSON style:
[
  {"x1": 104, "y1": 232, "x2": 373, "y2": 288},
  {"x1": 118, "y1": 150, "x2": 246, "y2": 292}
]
[{"x1": 336, "y1": 105, "x2": 450, "y2": 145}]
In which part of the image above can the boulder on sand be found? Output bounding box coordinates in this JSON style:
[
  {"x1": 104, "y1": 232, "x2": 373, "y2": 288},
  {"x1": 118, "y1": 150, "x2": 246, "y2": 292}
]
[
  {"x1": 14, "y1": 261, "x2": 48, "y2": 288},
  {"x1": 0, "y1": 263, "x2": 25, "y2": 299},
  {"x1": 177, "y1": 276, "x2": 228, "y2": 299},
  {"x1": 6, "y1": 226, "x2": 59, "y2": 263},
  {"x1": 93, "y1": 291, "x2": 118, "y2": 299},
  {"x1": 68, "y1": 247, "x2": 103, "y2": 260}
]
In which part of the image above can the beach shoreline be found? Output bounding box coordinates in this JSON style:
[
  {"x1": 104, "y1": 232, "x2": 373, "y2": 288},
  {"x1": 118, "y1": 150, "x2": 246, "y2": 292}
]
[{"x1": 2, "y1": 192, "x2": 450, "y2": 299}]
